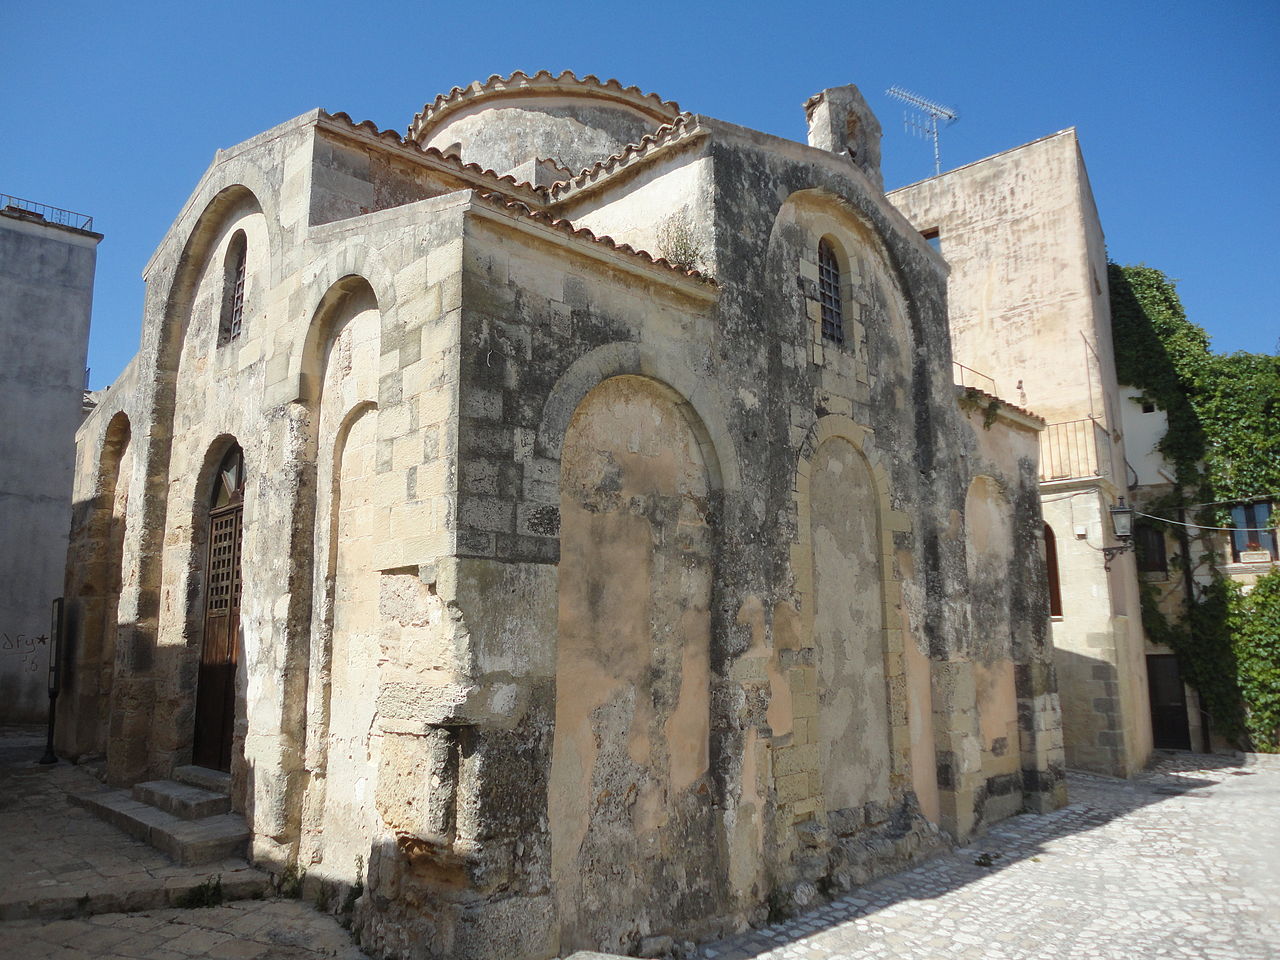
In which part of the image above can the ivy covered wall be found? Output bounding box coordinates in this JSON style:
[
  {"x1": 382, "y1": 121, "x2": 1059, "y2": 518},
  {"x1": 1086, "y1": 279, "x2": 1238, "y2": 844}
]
[{"x1": 1109, "y1": 263, "x2": 1280, "y2": 751}]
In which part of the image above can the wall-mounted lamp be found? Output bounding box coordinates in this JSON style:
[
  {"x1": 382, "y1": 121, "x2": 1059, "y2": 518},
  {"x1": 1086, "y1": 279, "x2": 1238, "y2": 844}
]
[{"x1": 1102, "y1": 498, "x2": 1135, "y2": 571}]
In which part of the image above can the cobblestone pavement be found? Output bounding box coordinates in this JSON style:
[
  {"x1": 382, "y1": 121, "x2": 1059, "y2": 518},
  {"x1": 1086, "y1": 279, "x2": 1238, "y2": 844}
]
[
  {"x1": 0, "y1": 728, "x2": 367, "y2": 958},
  {"x1": 6, "y1": 725, "x2": 1278, "y2": 959},
  {"x1": 0, "y1": 900, "x2": 369, "y2": 959},
  {"x1": 700, "y1": 752, "x2": 1280, "y2": 960}
]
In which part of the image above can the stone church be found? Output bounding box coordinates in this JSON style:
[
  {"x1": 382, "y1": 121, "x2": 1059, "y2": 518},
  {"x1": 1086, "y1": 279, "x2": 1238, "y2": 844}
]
[{"x1": 57, "y1": 71, "x2": 1065, "y2": 959}]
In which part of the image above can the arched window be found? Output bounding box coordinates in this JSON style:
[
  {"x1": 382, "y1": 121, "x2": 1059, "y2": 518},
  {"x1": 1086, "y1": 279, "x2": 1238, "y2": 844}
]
[
  {"x1": 194, "y1": 442, "x2": 245, "y2": 771},
  {"x1": 1044, "y1": 523, "x2": 1063, "y2": 618},
  {"x1": 817, "y1": 238, "x2": 844, "y2": 344},
  {"x1": 218, "y1": 231, "x2": 247, "y2": 346}
]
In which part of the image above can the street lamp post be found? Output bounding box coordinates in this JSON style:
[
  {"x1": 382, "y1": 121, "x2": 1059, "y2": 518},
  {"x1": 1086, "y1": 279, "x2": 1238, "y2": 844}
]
[{"x1": 1102, "y1": 498, "x2": 1136, "y2": 572}]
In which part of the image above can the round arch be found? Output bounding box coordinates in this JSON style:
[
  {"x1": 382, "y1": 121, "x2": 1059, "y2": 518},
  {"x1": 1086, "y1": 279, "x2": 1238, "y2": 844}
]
[
  {"x1": 537, "y1": 342, "x2": 738, "y2": 494},
  {"x1": 766, "y1": 187, "x2": 919, "y2": 361},
  {"x1": 788, "y1": 415, "x2": 915, "y2": 812},
  {"x1": 154, "y1": 166, "x2": 280, "y2": 376},
  {"x1": 291, "y1": 269, "x2": 392, "y2": 406}
]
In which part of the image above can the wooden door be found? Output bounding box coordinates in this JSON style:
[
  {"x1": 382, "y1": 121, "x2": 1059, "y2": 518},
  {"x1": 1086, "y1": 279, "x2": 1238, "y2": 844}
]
[
  {"x1": 193, "y1": 446, "x2": 244, "y2": 771},
  {"x1": 1146, "y1": 654, "x2": 1191, "y2": 751}
]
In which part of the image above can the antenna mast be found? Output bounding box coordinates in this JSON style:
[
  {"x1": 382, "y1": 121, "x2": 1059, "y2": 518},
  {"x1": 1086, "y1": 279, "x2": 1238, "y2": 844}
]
[{"x1": 886, "y1": 86, "x2": 959, "y2": 176}]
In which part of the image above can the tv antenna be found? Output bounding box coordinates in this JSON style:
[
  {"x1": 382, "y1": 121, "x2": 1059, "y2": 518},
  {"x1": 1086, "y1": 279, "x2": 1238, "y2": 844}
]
[{"x1": 886, "y1": 86, "x2": 959, "y2": 176}]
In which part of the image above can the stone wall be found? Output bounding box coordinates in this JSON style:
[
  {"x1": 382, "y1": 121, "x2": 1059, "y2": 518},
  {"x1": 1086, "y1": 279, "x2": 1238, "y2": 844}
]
[{"x1": 58, "y1": 81, "x2": 1066, "y2": 960}]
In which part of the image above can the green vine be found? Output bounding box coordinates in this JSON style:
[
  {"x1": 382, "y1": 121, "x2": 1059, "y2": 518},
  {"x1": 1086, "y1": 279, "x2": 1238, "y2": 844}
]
[
  {"x1": 1231, "y1": 570, "x2": 1280, "y2": 750},
  {"x1": 1110, "y1": 263, "x2": 1280, "y2": 750},
  {"x1": 959, "y1": 386, "x2": 1000, "y2": 429}
]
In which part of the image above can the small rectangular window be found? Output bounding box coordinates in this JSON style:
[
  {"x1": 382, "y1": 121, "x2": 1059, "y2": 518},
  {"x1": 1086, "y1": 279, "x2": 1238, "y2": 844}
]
[
  {"x1": 921, "y1": 227, "x2": 941, "y2": 253},
  {"x1": 1135, "y1": 524, "x2": 1167, "y2": 574}
]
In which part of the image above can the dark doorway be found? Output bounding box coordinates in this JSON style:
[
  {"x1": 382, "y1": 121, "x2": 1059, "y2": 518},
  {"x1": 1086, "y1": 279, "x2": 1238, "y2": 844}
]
[
  {"x1": 193, "y1": 445, "x2": 245, "y2": 771},
  {"x1": 1147, "y1": 654, "x2": 1191, "y2": 750}
]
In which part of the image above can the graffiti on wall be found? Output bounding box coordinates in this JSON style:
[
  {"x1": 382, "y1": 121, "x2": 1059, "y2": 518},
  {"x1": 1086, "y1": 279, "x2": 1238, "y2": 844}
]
[{"x1": 1, "y1": 632, "x2": 49, "y2": 675}]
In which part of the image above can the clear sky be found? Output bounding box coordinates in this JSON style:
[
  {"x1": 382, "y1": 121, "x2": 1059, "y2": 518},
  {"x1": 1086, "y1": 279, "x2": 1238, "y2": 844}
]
[{"x1": 3, "y1": 0, "x2": 1276, "y2": 389}]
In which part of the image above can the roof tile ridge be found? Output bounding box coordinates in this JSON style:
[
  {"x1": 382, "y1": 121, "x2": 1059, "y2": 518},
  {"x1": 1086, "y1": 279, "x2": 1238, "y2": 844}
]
[
  {"x1": 407, "y1": 69, "x2": 681, "y2": 140},
  {"x1": 958, "y1": 385, "x2": 1045, "y2": 424},
  {"x1": 473, "y1": 189, "x2": 714, "y2": 284},
  {"x1": 549, "y1": 113, "x2": 700, "y2": 199},
  {"x1": 320, "y1": 110, "x2": 549, "y2": 200}
]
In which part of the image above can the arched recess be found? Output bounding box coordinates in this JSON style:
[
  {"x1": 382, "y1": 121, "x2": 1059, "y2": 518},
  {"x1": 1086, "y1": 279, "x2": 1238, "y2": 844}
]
[
  {"x1": 964, "y1": 476, "x2": 1014, "y2": 655},
  {"x1": 60, "y1": 411, "x2": 133, "y2": 755},
  {"x1": 790, "y1": 416, "x2": 908, "y2": 824},
  {"x1": 296, "y1": 277, "x2": 383, "y2": 884},
  {"x1": 536, "y1": 341, "x2": 736, "y2": 494},
  {"x1": 155, "y1": 177, "x2": 278, "y2": 378},
  {"x1": 964, "y1": 476, "x2": 1021, "y2": 819},
  {"x1": 765, "y1": 188, "x2": 918, "y2": 368},
  {"x1": 549, "y1": 374, "x2": 725, "y2": 955},
  {"x1": 288, "y1": 254, "x2": 398, "y2": 405}
]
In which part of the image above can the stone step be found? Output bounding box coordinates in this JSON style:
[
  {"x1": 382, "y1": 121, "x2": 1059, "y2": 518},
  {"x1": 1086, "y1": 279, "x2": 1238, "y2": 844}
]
[
  {"x1": 0, "y1": 861, "x2": 270, "y2": 922},
  {"x1": 69, "y1": 787, "x2": 250, "y2": 865},
  {"x1": 133, "y1": 778, "x2": 231, "y2": 819},
  {"x1": 172, "y1": 764, "x2": 232, "y2": 795}
]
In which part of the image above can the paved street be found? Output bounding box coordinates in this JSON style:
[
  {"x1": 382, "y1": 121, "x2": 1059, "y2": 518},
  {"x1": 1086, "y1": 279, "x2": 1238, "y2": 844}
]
[
  {"x1": 700, "y1": 753, "x2": 1280, "y2": 960},
  {"x1": 0, "y1": 728, "x2": 367, "y2": 959},
  {"x1": 3, "y1": 725, "x2": 1277, "y2": 958}
]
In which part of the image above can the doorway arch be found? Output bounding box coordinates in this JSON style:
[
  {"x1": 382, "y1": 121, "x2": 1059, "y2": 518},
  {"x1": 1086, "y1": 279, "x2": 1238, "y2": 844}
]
[{"x1": 192, "y1": 442, "x2": 245, "y2": 771}]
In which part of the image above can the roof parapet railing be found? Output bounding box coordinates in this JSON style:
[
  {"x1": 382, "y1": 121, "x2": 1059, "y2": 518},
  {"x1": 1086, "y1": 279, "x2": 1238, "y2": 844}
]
[
  {"x1": 952, "y1": 360, "x2": 997, "y2": 396},
  {"x1": 0, "y1": 193, "x2": 94, "y2": 231}
]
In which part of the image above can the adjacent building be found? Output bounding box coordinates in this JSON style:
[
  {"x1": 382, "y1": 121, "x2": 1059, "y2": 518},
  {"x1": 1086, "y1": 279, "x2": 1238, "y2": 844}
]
[
  {"x1": 891, "y1": 130, "x2": 1154, "y2": 777},
  {"x1": 1119, "y1": 387, "x2": 1277, "y2": 751},
  {"x1": 0, "y1": 195, "x2": 100, "y2": 722}
]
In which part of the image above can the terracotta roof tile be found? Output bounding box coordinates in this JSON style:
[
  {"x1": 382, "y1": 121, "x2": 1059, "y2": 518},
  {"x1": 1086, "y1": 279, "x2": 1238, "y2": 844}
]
[
  {"x1": 958, "y1": 386, "x2": 1045, "y2": 424},
  {"x1": 473, "y1": 190, "x2": 715, "y2": 285},
  {"x1": 408, "y1": 70, "x2": 682, "y2": 143},
  {"x1": 548, "y1": 114, "x2": 703, "y2": 200},
  {"x1": 320, "y1": 110, "x2": 549, "y2": 201}
]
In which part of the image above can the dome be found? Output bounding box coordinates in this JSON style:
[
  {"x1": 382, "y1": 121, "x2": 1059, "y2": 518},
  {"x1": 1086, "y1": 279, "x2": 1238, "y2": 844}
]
[{"x1": 408, "y1": 70, "x2": 683, "y2": 178}]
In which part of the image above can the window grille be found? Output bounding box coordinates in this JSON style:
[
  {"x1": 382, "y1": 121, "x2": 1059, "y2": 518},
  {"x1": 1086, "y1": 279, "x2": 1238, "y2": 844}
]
[
  {"x1": 219, "y1": 232, "x2": 247, "y2": 345},
  {"x1": 818, "y1": 239, "x2": 843, "y2": 344}
]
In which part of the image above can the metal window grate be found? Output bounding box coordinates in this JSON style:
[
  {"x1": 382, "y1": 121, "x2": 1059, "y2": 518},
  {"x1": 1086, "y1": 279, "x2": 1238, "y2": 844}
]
[
  {"x1": 228, "y1": 245, "x2": 246, "y2": 341},
  {"x1": 206, "y1": 509, "x2": 242, "y2": 615},
  {"x1": 818, "y1": 240, "x2": 844, "y2": 344}
]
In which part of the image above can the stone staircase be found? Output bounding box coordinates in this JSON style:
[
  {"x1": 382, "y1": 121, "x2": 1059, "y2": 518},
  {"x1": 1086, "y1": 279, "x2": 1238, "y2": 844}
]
[{"x1": 71, "y1": 765, "x2": 252, "y2": 865}]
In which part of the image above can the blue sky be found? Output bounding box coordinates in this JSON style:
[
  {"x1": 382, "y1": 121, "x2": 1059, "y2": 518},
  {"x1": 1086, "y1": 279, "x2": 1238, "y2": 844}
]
[{"x1": 3, "y1": 1, "x2": 1276, "y2": 389}]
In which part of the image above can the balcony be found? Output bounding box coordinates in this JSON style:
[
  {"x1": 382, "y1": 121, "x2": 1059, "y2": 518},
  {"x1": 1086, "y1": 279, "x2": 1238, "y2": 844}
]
[{"x1": 1040, "y1": 417, "x2": 1113, "y2": 483}]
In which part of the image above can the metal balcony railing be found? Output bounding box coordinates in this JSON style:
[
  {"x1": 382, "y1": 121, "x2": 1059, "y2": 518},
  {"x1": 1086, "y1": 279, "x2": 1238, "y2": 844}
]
[
  {"x1": 0, "y1": 193, "x2": 94, "y2": 231},
  {"x1": 1040, "y1": 417, "x2": 1113, "y2": 482},
  {"x1": 952, "y1": 360, "x2": 997, "y2": 395}
]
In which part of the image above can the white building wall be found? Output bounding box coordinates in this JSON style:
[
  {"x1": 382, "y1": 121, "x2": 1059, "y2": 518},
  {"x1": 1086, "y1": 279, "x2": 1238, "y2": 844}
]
[{"x1": 0, "y1": 206, "x2": 99, "y2": 722}]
